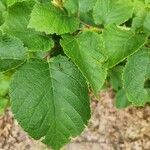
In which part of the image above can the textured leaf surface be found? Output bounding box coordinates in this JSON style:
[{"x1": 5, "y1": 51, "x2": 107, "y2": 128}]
[
  {"x1": 61, "y1": 31, "x2": 107, "y2": 95},
  {"x1": 123, "y1": 48, "x2": 150, "y2": 106},
  {"x1": 10, "y1": 56, "x2": 90, "y2": 150},
  {"x1": 28, "y1": 3, "x2": 79, "y2": 34},
  {"x1": 2, "y1": 2, "x2": 54, "y2": 51},
  {"x1": 64, "y1": 0, "x2": 96, "y2": 14},
  {"x1": 102, "y1": 25, "x2": 148, "y2": 68},
  {"x1": 0, "y1": 33, "x2": 27, "y2": 72},
  {"x1": 93, "y1": 0, "x2": 133, "y2": 25}
]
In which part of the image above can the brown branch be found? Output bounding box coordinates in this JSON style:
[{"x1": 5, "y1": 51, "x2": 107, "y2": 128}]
[
  {"x1": 80, "y1": 20, "x2": 92, "y2": 28},
  {"x1": 43, "y1": 52, "x2": 51, "y2": 60},
  {"x1": 80, "y1": 20, "x2": 102, "y2": 33}
]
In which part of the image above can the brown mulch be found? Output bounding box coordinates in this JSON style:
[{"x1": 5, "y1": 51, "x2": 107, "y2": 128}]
[
  {"x1": 0, "y1": 110, "x2": 47, "y2": 150},
  {"x1": 0, "y1": 90, "x2": 150, "y2": 150}
]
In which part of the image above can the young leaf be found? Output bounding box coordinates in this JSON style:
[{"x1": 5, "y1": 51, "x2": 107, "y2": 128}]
[
  {"x1": 10, "y1": 56, "x2": 90, "y2": 150},
  {"x1": 2, "y1": 1, "x2": 54, "y2": 51},
  {"x1": 102, "y1": 25, "x2": 148, "y2": 68},
  {"x1": 93, "y1": 0, "x2": 133, "y2": 25},
  {"x1": 28, "y1": 3, "x2": 79, "y2": 34},
  {"x1": 123, "y1": 48, "x2": 150, "y2": 106},
  {"x1": 0, "y1": 33, "x2": 27, "y2": 72},
  {"x1": 61, "y1": 31, "x2": 107, "y2": 95}
]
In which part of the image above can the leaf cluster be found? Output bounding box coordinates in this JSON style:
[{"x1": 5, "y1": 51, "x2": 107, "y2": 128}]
[{"x1": 0, "y1": 0, "x2": 150, "y2": 149}]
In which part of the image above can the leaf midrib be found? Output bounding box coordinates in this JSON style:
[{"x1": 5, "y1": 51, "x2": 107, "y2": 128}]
[{"x1": 47, "y1": 61, "x2": 57, "y2": 136}]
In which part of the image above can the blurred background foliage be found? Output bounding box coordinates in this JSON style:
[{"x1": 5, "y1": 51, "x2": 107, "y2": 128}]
[{"x1": 0, "y1": 72, "x2": 11, "y2": 115}]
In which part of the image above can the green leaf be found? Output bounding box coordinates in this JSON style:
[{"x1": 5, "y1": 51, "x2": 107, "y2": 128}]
[
  {"x1": 132, "y1": 0, "x2": 146, "y2": 30},
  {"x1": 133, "y1": 0, "x2": 146, "y2": 16},
  {"x1": 0, "y1": 71, "x2": 10, "y2": 115},
  {"x1": 0, "y1": 33, "x2": 27, "y2": 72},
  {"x1": 123, "y1": 48, "x2": 150, "y2": 106},
  {"x1": 93, "y1": 0, "x2": 133, "y2": 25},
  {"x1": 109, "y1": 66, "x2": 124, "y2": 91},
  {"x1": 2, "y1": 1, "x2": 54, "y2": 51},
  {"x1": 0, "y1": 1, "x2": 6, "y2": 26},
  {"x1": 63, "y1": 0, "x2": 96, "y2": 14},
  {"x1": 102, "y1": 25, "x2": 148, "y2": 68},
  {"x1": 145, "y1": 0, "x2": 150, "y2": 4},
  {"x1": 0, "y1": 12, "x2": 4, "y2": 26},
  {"x1": 80, "y1": 11, "x2": 96, "y2": 27},
  {"x1": 115, "y1": 89, "x2": 131, "y2": 109},
  {"x1": 28, "y1": 3, "x2": 79, "y2": 34},
  {"x1": 61, "y1": 31, "x2": 107, "y2": 95},
  {"x1": 10, "y1": 55, "x2": 90, "y2": 150},
  {"x1": 132, "y1": 0, "x2": 150, "y2": 32},
  {"x1": 0, "y1": 1, "x2": 5, "y2": 11},
  {"x1": 144, "y1": 12, "x2": 150, "y2": 32},
  {"x1": 0, "y1": 73, "x2": 10, "y2": 97},
  {"x1": 7, "y1": 0, "x2": 32, "y2": 7},
  {"x1": 0, "y1": 98, "x2": 8, "y2": 115},
  {"x1": 38, "y1": 0, "x2": 50, "y2": 3}
]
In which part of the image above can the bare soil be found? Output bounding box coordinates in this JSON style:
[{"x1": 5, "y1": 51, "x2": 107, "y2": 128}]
[{"x1": 0, "y1": 90, "x2": 150, "y2": 150}]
